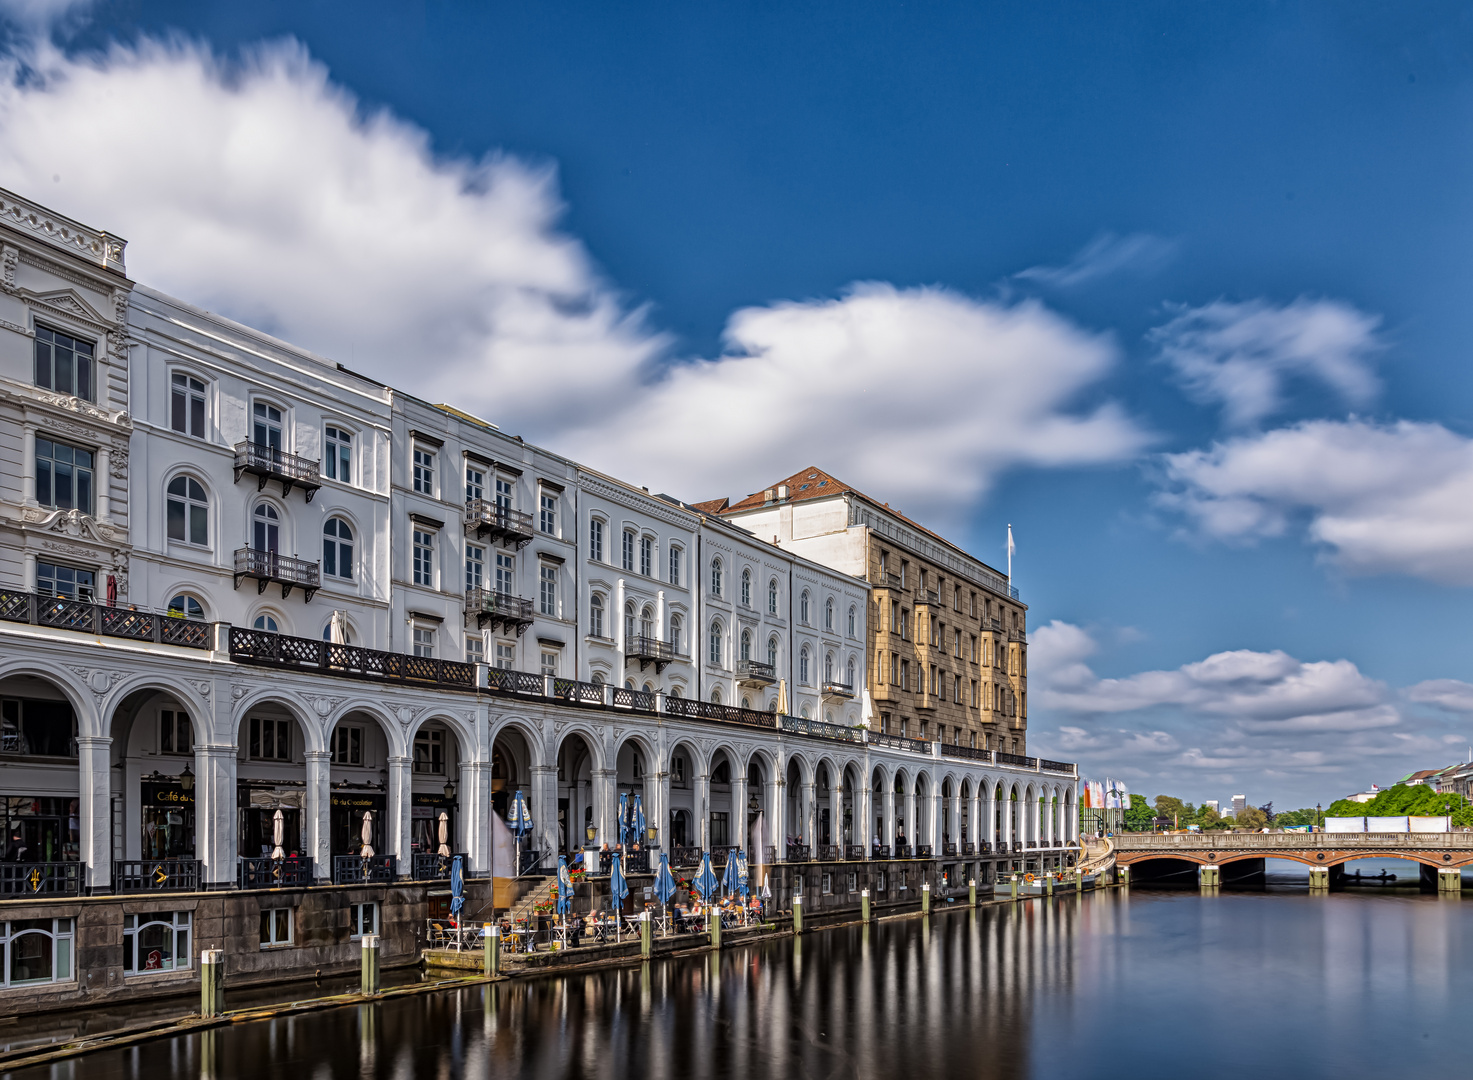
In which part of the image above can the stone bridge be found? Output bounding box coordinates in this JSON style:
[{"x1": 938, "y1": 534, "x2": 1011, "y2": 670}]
[{"x1": 1114, "y1": 831, "x2": 1473, "y2": 883}]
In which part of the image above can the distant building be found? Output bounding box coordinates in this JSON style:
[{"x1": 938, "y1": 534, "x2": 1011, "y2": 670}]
[
  {"x1": 1204, "y1": 800, "x2": 1219, "y2": 814},
  {"x1": 1231, "y1": 794, "x2": 1246, "y2": 817},
  {"x1": 1401, "y1": 769, "x2": 1445, "y2": 787},
  {"x1": 1345, "y1": 786, "x2": 1380, "y2": 804}
]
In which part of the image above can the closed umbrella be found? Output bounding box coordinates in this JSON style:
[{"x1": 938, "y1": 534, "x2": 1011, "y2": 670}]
[
  {"x1": 329, "y1": 610, "x2": 349, "y2": 645},
  {"x1": 359, "y1": 810, "x2": 374, "y2": 859},
  {"x1": 775, "y1": 679, "x2": 789, "y2": 716},
  {"x1": 693, "y1": 852, "x2": 719, "y2": 903},
  {"x1": 450, "y1": 856, "x2": 465, "y2": 917},
  {"x1": 557, "y1": 855, "x2": 574, "y2": 916},
  {"x1": 271, "y1": 808, "x2": 285, "y2": 861},
  {"x1": 736, "y1": 849, "x2": 750, "y2": 899},
  {"x1": 721, "y1": 847, "x2": 741, "y2": 897},
  {"x1": 632, "y1": 793, "x2": 647, "y2": 845},
  {"x1": 609, "y1": 852, "x2": 629, "y2": 911},
  {"x1": 618, "y1": 792, "x2": 629, "y2": 846},
  {"x1": 654, "y1": 852, "x2": 677, "y2": 906},
  {"x1": 509, "y1": 790, "x2": 533, "y2": 876},
  {"x1": 437, "y1": 811, "x2": 451, "y2": 857}
]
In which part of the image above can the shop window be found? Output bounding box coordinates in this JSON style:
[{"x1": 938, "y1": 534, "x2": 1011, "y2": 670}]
[
  {"x1": 123, "y1": 912, "x2": 191, "y2": 974},
  {"x1": 414, "y1": 729, "x2": 445, "y2": 774},
  {"x1": 349, "y1": 903, "x2": 378, "y2": 939},
  {"x1": 0, "y1": 697, "x2": 77, "y2": 758},
  {"x1": 259, "y1": 908, "x2": 293, "y2": 948},
  {"x1": 159, "y1": 710, "x2": 192, "y2": 754},
  {"x1": 0, "y1": 797, "x2": 80, "y2": 862},
  {"x1": 249, "y1": 717, "x2": 292, "y2": 761},
  {"x1": 331, "y1": 725, "x2": 364, "y2": 766},
  {"x1": 0, "y1": 919, "x2": 74, "y2": 986}
]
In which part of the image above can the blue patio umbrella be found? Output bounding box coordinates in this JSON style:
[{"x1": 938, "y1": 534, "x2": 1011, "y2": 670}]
[
  {"x1": 631, "y1": 793, "x2": 647, "y2": 845},
  {"x1": 449, "y1": 855, "x2": 465, "y2": 916},
  {"x1": 721, "y1": 848, "x2": 741, "y2": 897},
  {"x1": 509, "y1": 790, "x2": 534, "y2": 837},
  {"x1": 609, "y1": 851, "x2": 629, "y2": 910},
  {"x1": 654, "y1": 852, "x2": 677, "y2": 906},
  {"x1": 692, "y1": 851, "x2": 719, "y2": 903},
  {"x1": 735, "y1": 849, "x2": 750, "y2": 899},
  {"x1": 556, "y1": 855, "x2": 574, "y2": 916},
  {"x1": 618, "y1": 792, "x2": 629, "y2": 844}
]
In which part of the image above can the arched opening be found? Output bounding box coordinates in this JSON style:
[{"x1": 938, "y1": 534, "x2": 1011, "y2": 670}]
[
  {"x1": 914, "y1": 775, "x2": 930, "y2": 851},
  {"x1": 872, "y1": 767, "x2": 888, "y2": 851},
  {"x1": 786, "y1": 757, "x2": 806, "y2": 852},
  {"x1": 0, "y1": 672, "x2": 84, "y2": 867},
  {"x1": 409, "y1": 718, "x2": 465, "y2": 865},
  {"x1": 893, "y1": 772, "x2": 909, "y2": 851},
  {"x1": 615, "y1": 736, "x2": 650, "y2": 863},
  {"x1": 667, "y1": 740, "x2": 699, "y2": 851},
  {"x1": 556, "y1": 732, "x2": 596, "y2": 856},
  {"x1": 709, "y1": 748, "x2": 738, "y2": 852},
  {"x1": 815, "y1": 762, "x2": 833, "y2": 848},
  {"x1": 941, "y1": 778, "x2": 954, "y2": 849},
  {"x1": 324, "y1": 711, "x2": 394, "y2": 863},
  {"x1": 235, "y1": 699, "x2": 309, "y2": 868},
  {"x1": 959, "y1": 779, "x2": 973, "y2": 845},
  {"x1": 746, "y1": 753, "x2": 771, "y2": 865},
  {"x1": 842, "y1": 763, "x2": 862, "y2": 850}
]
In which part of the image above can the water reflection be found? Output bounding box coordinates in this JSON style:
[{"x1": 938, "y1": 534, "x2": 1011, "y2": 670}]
[{"x1": 14, "y1": 889, "x2": 1473, "y2": 1080}]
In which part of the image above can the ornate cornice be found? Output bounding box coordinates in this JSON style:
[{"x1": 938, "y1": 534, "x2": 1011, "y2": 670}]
[
  {"x1": 578, "y1": 472, "x2": 698, "y2": 530},
  {"x1": 19, "y1": 506, "x2": 121, "y2": 545},
  {"x1": 0, "y1": 190, "x2": 126, "y2": 273}
]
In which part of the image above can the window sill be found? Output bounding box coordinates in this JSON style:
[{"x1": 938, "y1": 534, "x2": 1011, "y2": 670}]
[
  {"x1": 123, "y1": 967, "x2": 194, "y2": 982},
  {"x1": 259, "y1": 943, "x2": 296, "y2": 952}
]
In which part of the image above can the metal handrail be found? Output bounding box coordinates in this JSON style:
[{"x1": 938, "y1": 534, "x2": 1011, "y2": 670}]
[
  {"x1": 114, "y1": 859, "x2": 201, "y2": 893},
  {"x1": 736, "y1": 659, "x2": 776, "y2": 682},
  {"x1": 463, "y1": 499, "x2": 534, "y2": 541},
  {"x1": 0, "y1": 588, "x2": 212, "y2": 649},
  {"x1": 629, "y1": 635, "x2": 676, "y2": 661},
  {"x1": 0, "y1": 861, "x2": 83, "y2": 896},
  {"x1": 239, "y1": 856, "x2": 312, "y2": 889},
  {"x1": 333, "y1": 854, "x2": 395, "y2": 884},
  {"x1": 820, "y1": 680, "x2": 855, "y2": 698}
]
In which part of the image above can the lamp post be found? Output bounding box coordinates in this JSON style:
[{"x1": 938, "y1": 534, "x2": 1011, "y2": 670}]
[
  {"x1": 179, "y1": 763, "x2": 194, "y2": 792},
  {"x1": 1316, "y1": 803, "x2": 1321, "y2": 831}
]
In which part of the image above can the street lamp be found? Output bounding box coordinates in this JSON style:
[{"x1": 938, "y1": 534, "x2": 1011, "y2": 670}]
[
  {"x1": 1316, "y1": 803, "x2": 1321, "y2": 831},
  {"x1": 179, "y1": 763, "x2": 194, "y2": 792},
  {"x1": 443, "y1": 778, "x2": 456, "y2": 800}
]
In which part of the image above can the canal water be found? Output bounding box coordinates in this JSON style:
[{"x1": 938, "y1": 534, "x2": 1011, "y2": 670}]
[{"x1": 11, "y1": 885, "x2": 1471, "y2": 1080}]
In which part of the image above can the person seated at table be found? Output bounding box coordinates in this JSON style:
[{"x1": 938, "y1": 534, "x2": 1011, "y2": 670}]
[{"x1": 568, "y1": 914, "x2": 584, "y2": 948}]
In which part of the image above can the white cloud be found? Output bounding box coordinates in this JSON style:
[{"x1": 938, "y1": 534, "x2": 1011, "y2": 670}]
[
  {"x1": 1157, "y1": 418, "x2": 1473, "y2": 584},
  {"x1": 0, "y1": 0, "x2": 91, "y2": 28},
  {"x1": 1150, "y1": 297, "x2": 1381, "y2": 427},
  {"x1": 1406, "y1": 679, "x2": 1473, "y2": 714},
  {"x1": 1015, "y1": 231, "x2": 1176, "y2": 288},
  {"x1": 0, "y1": 36, "x2": 1149, "y2": 519}
]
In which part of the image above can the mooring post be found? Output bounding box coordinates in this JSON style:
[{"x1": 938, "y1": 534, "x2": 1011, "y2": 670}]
[
  {"x1": 710, "y1": 907, "x2": 722, "y2": 950},
  {"x1": 1118, "y1": 865, "x2": 1130, "y2": 886},
  {"x1": 361, "y1": 934, "x2": 381, "y2": 994},
  {"x1": 968, "y1": 879, "x2": 977, "y2": 907},
  {"x1": 200, "y1": 949, "x2": 224, "y2": 1017},
  {"x1": 1439, "y1": 868, "x2": 1462, "y2": 894},
  {"x1": 793, "y1": 892, "x2": 803, "y2": 934},
  {"x1": 861, "y1": 887, "x2": 870, "y2": 922},
  {"x1": 486, "y1": 924, "x2": 501, "y2": 976},
  {"x1": 1045, "y1": 872, "x2": 1055, "y2": 896},
  {"x1": 640, "y1": 910, "x2": 652, "y2": 957},
  {"x1": 921, "y1": 881, "x2": 931, "y2": 914},
  {"x1": 1010, "y1": 873, "x2": 1019, "y2": 900}
]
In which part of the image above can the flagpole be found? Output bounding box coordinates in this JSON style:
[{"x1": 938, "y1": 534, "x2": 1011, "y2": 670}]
[{"x1": 1007, "y1": 524, "x2": 1014, "y2": 592}]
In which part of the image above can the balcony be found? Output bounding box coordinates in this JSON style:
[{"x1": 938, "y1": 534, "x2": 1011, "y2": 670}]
[
  {"x1": 917, "y1": 589, "x2": 941, "y2": 606},
  {"x1": 333, "y1": 854, "x2": 396, "y2": 885},
  {"x1": 233, "y1": 441, "x2": 321, "y2": 501},
  {"x1": 0, "y1": 861, "x2": 83, "y2": 897},
  {"x1": 233, "y1": 549, "x2": 320, "y2": 602},
  {"x1": 627, "y1": 634, "x2": 676, "y2": 673},
  {"x1": 821, "y1": 679, "x2": 855, "y2": 701},
  {"x1": 870, "y1": 570, "x2": 904, "y2": 590},
  {"x1": 466, "y1": 588, "x2": 534, "y2": 635},
  {"x1": 114, "y1": 859, "x2": 201, "y2": 893},
  {"x1": 463, "y1": 498, "x2": 534, "y2": 549},
  {"x1": 239, "y1": 856, "x2": 312, "y2": 889},
  {"x1": 0, "y1": 588, "x2": 212, "y2": 649},
  {"x1": 737, "y1": 658, "x2": 776, "y2": 686}
]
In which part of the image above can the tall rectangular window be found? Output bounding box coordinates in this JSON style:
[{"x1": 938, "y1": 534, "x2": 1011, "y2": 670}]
[
  {"x1": 348, "y1": 903, "x2": 377, "y2": 939},
  {"x1": 34, "y1": 438, "x2": 93, "y2": 514},
  {"x1": 589, "y1": 519, "x2": 604, "y2": 562},
  {"x1": 159, "y1": 710, "x2": 192, "y2": 755},
  {"x1": 412, "y1": 447, "x2": 435, "y2": 495},
  {"x1": 539, "y1": 564, "x2": 557, "y2": 616},
  {"x1": 249, "y1": 717, "x2": 292, "y2": 761},
  {"x1": 412, "y1": 530, "x2": 435, "y2": 587},
  {"x1": 36, "y1": 561, "x2": 95, "y2": 601},
  {"x1": 465, "y1": 544, "x2": 485, "y2": 591},
  {"x1": 495, "y1": 642, "x2": 515, "y2": 670},
  {"x1": 640, "y1": 536, "x2": 652, "y2": 577},
  {"x1": 171, "y1": 374, "x2": 205, "y2": 438},
  {"x1": 495, "y1": 477, "x2": 513, "y2": 511},
  {"x1": 540, "y1": 492, "x2": 557, "y2": 535},
  {"x1": 540, "y1": 650, "x2": 559, "y2": 677},
  {"x1": 495, "y1": 551, "x2": 514, "y2": 595},
  {"x1": 622, "y1": 530, "x2": 634, "y2": 571},
  {"x1": 324, "y1": 426, "x2": 352, "y2": 483},
  {"x1": 331, "y1": 725, "x2": 363, "y2": 766},
  {"x1": 34, "y1": 326, "x2": 93, "y2": 401},
  {"x1": 668, "y1": 546, "x2": 681, "y2": 586},
  {"x1": 412, "y1": 626, "x2": 435, "y2": 658},
  {"x1": 465, "y1": 635, "x2": 484, "y2": 664},
  {"x1": 465, "y1": 465, "x2": 484, "y2": 504},
  {"x1": 252, "y1": 402, "x2": 282, "y2": 450}
]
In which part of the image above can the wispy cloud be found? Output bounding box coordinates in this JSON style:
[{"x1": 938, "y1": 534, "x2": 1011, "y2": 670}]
[
  {"x1": 1015, "y1": 231, "x2": 1177, "y2": 288},
  {"x1": 1150, "y1": 297, "x2": 1382, "y2": 427}
]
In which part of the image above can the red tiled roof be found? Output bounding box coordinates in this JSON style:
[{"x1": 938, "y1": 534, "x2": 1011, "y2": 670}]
[{"x1": 689, "y1": 497, "x2": 730, "y2": 514}]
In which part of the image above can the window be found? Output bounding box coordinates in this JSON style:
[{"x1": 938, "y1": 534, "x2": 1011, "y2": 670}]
[
  {"x1": 495, "y1": 551, "x2": 514, "y2": 595},
  {"x1": 252, "y1": 503, "x2": 279, "y2": 553},
  {"x1": 624, "y1": 601, "x2": 636, "y2": 642},
  {"x1": 495, "y1": 642, "x2": 515, "y2": 670},
  {"x1": 825, "y1": 598, "x2": 834, "y2": 631},
  {"x1": 822, "y1": 873, "x2": 832, "y2": 895},
  {"x1": 590, "y1": 518, "x2": 604, "y2": 562},
  {"x1": 413, "y1": 626, "x2": 435, "y2": 658},
  {"x1": 971, "y1": 679, "x2": 978, "y2": 707},
  {"x1": 491, "y1": 476, "x2": 513, "y2": 513},
  {"x1": 824, "y1": 652, "x2": 834, "y2": 682},
  {"x1": 622, "y1": 530, "x2": 635, "y2": 572},
  {"x1": 800, "y1": 591, "x2": 810, "y2": 624},
  {"x1": 640, "y1": 536, "x2": 653, "y2": 577},
  {"x1": 640, "y1": 605, "x2": 654, "y2": 639},
  {"x1": 709, "y1": 621, "x2": 723, "y2": 665},
  {"x1": 259, "y1": 908, "x2": 293, "y2": 948},
  {"x1": 800, "y1": 646, "x2": 810, "y2": 684},
  {"x1": 740, "y1": 629, "x2": 752, "y2": 662},
  {"x1": 767, "y1": 635, "x2": 778, "y2": 668},
  {"x1": 741, "y1": 568, "x2": 751, "y2": 606},
  {"x1": 349, "y1": 903, "x2": 377, "y2": 939},
  {"x1": 253, "y1": 614, "x2": 279, "y2": 633},
  {"x1": 672, "y1": 755, "x2": 686, "y2": 785},
  {"x1": 166, "y1": 595, "x2": 204, "y2": 620},
  {"x1": 464, "y1": 465, "x2": 484, "y2": 504},
  {"x1": 414, "y1": 729, "x2": 445, "y2": 774},
  {"x1": 323, "y1": 519, "x2": 354, "y2": 579},
  {"x1": 670, "y1": 614, "x2": 684, "y2": 652},
  {"x1": 541, "y1": 650, "x2": 559, "y2": 677},
  {"x1": 249, "y1": 717, "x2": 292, "y2": 761},
  {"x1": 412, "y1": 447, "x2": 435, "y2": 495},
  {"x1": 36, "y1": 561, "x2": 94, "y2": 601},
  {"x1": 954, "y1": 629, "x2": 962, "y2": 657},
  {"x1": 669, "y1": 546, "x2": 682, "y2": 585},
  {"x1": 539, "y1": 564, "x2": 557, "y2": 616},
  {"x1": 159, "y1": 709, "x2": 192, "y2": 754},
  {"x1": 324, "y1": 426, "x2": 352, "y2": 484},
  {"x1": 165, "y1": 476, "x2": 209, "y2": 546},
  {"x1": 332, "y1": 724, "x2": 364, "y2": 766},
  {"x1": 35, "y1": 438, "x2": 93, "y2": 513},
  {"x1": 0, "y1": 919, "x2": 75, "y2": 986},
  {"x1": 540, "y1": 491, "x2": 557, "y2": 534},
  {"x1": 466, "y1": 634, "x2": 484, "y2": 664},
  {"x1": 710, "y1": 558, "x2": 723, "y2": 597},
  {"x1": 171, "y1": 374, "x2": 205, "y2": 438},
  {"x1": 847, "y1": 658, "x2": 856, "y2": 687},
  {"x1": 252, "y1": 402, "x2": 283, "y2": 451},
  {"x1": 848, "y1": 605, "x2": 857, "y2": 638},
  {"x1": 466, "y1": 544, "x2": 485, "y2": 591},
  {"x1": 123, "y1": 912, "x2": 189, "y2": 974},
  {"x1": 34, "y1": 326, "x2": 94, "y2": 401},
  {"x1": 768, "y1": 579, "x2": 778, "y2": 615},
  {"x1": 413, "y1": 530, "x2": 435, "y2": 587}
]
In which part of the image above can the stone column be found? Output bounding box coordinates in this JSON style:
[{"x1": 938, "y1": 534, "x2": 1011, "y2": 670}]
[
  {"x1": 21, "y1": 426, "x2": 35, "y2": 504},
  {"x1": 949, "y1": 789, "x2": 962, "y2": 850},
  {"x1": 769, "y1": 771, "x2": 785, "y2": 861},
  {"x1": 530, "y1": 763, "x2": 557, "y2": 860},
  {"x1": 730, "y1": 773, "x2": 748, "y2": 854},
  {"x1": 95, "y1": 447, "x2": 111, "y2": 522},
  {"x1": 461, "y1": 758, "x2": 491, "y2": 873},
  {"x1": 857, "y1": 775, "x2": 872, "y2": 853},
  {"x1": 75, "y1": 735, "x2": 112, "y2": 891},
  {"x1": 305, "y1": 750, "x2": 331, "y2": 882},
  {"x1": 195, "y1": 743, "x2": 238, "y2": 887},
  {"x1": 829, "y1": 780, "x2": 841, "y2": 850},
  {"x1": 387, "y1": 755, "x2": 412, "y2": 876},
  {"x1": 695, "y1": 767, "x2": 711, "y2": 850},
  {"x1": 930, "y1": 782, "x2": 943, "y2": 852},
  {"x1": 904, "y1": 786, "x2": 917, "y2": 849},
  {"x1": 592, "y1": 767, "x2": 617, "y2": 851},
  {"x1": 802, "y1": 779, "x2": 817, "y2": 846}
]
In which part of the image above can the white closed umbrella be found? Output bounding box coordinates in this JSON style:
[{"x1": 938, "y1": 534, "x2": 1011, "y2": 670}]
[
  {"x1": 360, "y1": 810, "x2": 375, "y2": 858},
  {"x1": 271, "y1": 808, "x2": 286, "y2": 861},
  {"x1": 437, "y1": 810, "x2": 451, "y2": 857},
  {"x1": 329, "y1": 610, "x2": 349, "y2": 645},
  {"x1": 775, "y1": 679, "x2": 789, "y2": 716}
]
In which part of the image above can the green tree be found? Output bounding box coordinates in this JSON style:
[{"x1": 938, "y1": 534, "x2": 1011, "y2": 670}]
[
  {"x1": 1326, "y1": 785, "x2": 1473, "y2": 825},
  {"x1": 1124, "y1": 793, "x2": 1154, "y2": 831},
  {"x1": 1153, "y1": 795, "x2": 1194, "y2": 827},
  {"x1": 1235, "y1": 805, "x2": 1268, "y2": 830},
  {"x1": 1274, "y1": 808, "x2": 1320, "y2": 828}
]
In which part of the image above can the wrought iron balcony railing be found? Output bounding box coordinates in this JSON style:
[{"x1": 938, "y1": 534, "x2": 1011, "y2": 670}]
[
  {"x1": 995, "y1": 751, "x2": 1037, "y2": 768},
  {"x1": 0, "y1": 861, "x2": 83, "y2": 896},
  {"x1": 463, "y1": 499, "x2": 534, "y2": 548},
  {"x1": 233, "y1": 549, "x2": 320, "y2": 602},
  {"x1": 465, "y1": 588, "x2": 534, "y2": 635},
  {"x1": 239, "y1": 856, "x2": 312, "y2": 889},
  {"x1": 821, "y1": 680, "x2": 855, "y2": 700},
  {"x1": 412, "y1": 852, "x2": 469, "y2": 881},
  {"x1": 333, "y1": 854, "x2": 395, "y2": 885},
  {"x1": 115, "y1": 858, "x2": 201, "y2": 893},
  {"x1": 0, "y1": 588, "x2": 212, "y2": 649},
  {"x1": 736, "y1": 659, "x2": 776, "y2": 685},
  {"x1": 233, "y1": 440, "x2": 321, "y2": 501},
  {"x1": 628, "y1": 634, "x2": 676, "y2": 672}
]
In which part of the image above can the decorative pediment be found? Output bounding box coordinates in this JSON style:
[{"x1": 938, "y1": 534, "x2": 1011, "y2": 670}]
[
  {"x1": 20, "y1": 506, "x2": 120, "y2": 545},
  {"x1": 32, "y1": 288, "x2": 108, "y2": 326}
]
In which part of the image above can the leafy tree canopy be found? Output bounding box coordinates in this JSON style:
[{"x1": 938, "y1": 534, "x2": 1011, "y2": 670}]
[{"x1": 1326, "y1": 785, "x2": 1473, "y2": 825}]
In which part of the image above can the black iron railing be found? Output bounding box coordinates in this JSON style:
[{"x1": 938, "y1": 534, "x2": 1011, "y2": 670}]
[
  {"x1": 234, "y1": 441, "x2": 321, "y2": 500},
  {"x1": 1039, "y1": 759, "x2": 1075, "y2": 775},
  {"x1": 736, "y1": 659, "x2": 776, "y2": 683},
  {"x1": 785, "y1": 843, "x2": 811, "y2": 862},
  {"x1": 239, "y1": 856, "x2": 312, "y2": 889},
  {"x1": 412, "y1": 852, "x2": 469, "y2": 880},
  {"x1": 624, "y1": 849, "x2": 651, "y2": 874},
  {"x1": 115, "y1": 859, "x2": 201, "y2": 893},
  {"x1": 333, "y1": 855, "x2": 395, "y2": 885},
  {"x1": 875, "y1": 844, "x2": 892, "y2": 858},
  {"x1": 782, "y1": 714, "x2": 866, "y2": 743},
  {"x1": 816, "y1": 844, "x2": 840, "y2": 862},
  {"x1": 233, "y1": 549, "x2": 320, "y2": 601},
  {"x1": 663, "y1": 695, "x2": 777, "y2": 729},
  {"x1": 464, "y1": 499, "x2": 535, "y2": 547},
  {"x1": 518, "y1": 849, "x2": 544, "y2": 876},
  {"x1": 628, "y1": 635, "x2": 676, "y2": 672},
  {"x1": 821, "y1": 680, "x2": 855, "y2": 699},
  {"x1": 943, "y1": 843, "x2": 958, "y2": 856},
  {"x1": 466, "y1": 588, "x2": 535, "y2": 634},
  {"x1": 868, "y1": 732, "x2": 931, "y2": 755},
  {"x1": 0, "y1": 861, "x2": 83, "y2": 896},
  {"x1": 231, "y1": 627, "x2": 477, "y2": 689},
  {"x1": 963, "y1": 843, "x2": 976, "y2": 855},
  {"x1": 673, "y1": 845, "x2": 703, "y2": 868},
  {"x1": 942, "y1": 743, "x2": 993, "y2": 763},
  {"x1": 996, "y1": 752, "x2": 1037, "y2": 768},
  {"x1": 0, "y1": 588, "x2": 212, "y2": 648},
  {"x1": 1025, "y1": 840, "x2": 1038, "y2": 849},
  {"x1": 845, "y1": 844, "x2": 867, "y2": 860},
  {"x1": 894, "y1": 843, "x2": 912, "y2": 858},
  {"x1": 916, "y1": 844, "x2": 934, "y2": 858}
]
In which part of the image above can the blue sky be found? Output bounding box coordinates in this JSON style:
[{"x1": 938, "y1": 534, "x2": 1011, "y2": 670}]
[{"x1": 5, "y1": 1, "x2": 1473, "y2": 808}]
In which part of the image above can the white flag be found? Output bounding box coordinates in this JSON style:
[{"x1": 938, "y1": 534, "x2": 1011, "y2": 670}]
[{"x1": 1007, "y1": 524, "x2": 1015, "y2": 560}]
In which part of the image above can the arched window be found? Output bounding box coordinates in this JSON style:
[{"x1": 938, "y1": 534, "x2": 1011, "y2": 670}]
[
  {"x1": 253, "y1": 614, "x2": 279, "y2": 633},
  {"x1": 321, "y1": 619, "x2": 353, "y2": 644},
  {"x1": 768, "y1": 579, "x2": 778, "y2": 615},
  {"x1": 640, "y1": 605, "x2": 654, "y2": 640},
  {"x1": 800, "y1": 703, "x2": 812, "y2": 719},
  {"x1": 740, "y1": 628, "x2": 752, "y2": 662},
  {"x1": 322, "y1": 518, "x2": 354, "y2": 579},
  {"x1": 624, "y1": 602, "x2": 636, "y2": 641},
  {"x1": 741, "y1": 695, "x2": 752, "y2": 710},
  {"x1": 167, "y1": 594, "x2": 204, "y2": 619},
  {"x1": 591, "y1": 671, "x2": 605, "y2": 685},
  {"x1": 252, "y1": 503, "x2": 279, "y2": 553},
  {"x1": 741, "y1": 568, "x2": 751, "y2": 606},
  {"x1": 709, "y1": 620, "x2": 723, "y2": 665},
  {"x1": 848, "y1": 605, "x2": 857, "y2": 637},
  {"x1": 670, "y1": 613, "x2": 684, "y2": 651},
  {"x1": 800, "y1": 590, "x2": 811, "y2": 624},
  {"x1": 590, "y1": 594, "x2": 605, "y2": 638},
  {"x1": 800, "y1": 645, "x2": 810, "y2": 683},
  {"x1": 825, "y1": 709, "x2": 835, "y2": 724},
  {"x1": 846, "y1": 657, "x2": 856, "y2": 687},
  {"x1": 625, "y1": 679, "x2": 635, "y2": 690},
  {"x1": 710, "y1": 558, "x2": 723, "y2": 597},
  {"x1": 824, "y1": 652, "x2": 835, "y2": 682},
  {"x1": 643, "y1": 682, "x2": 654, "y2": 694},
  {"x1": 711, "y1": 687, "x2": 723, "y2": 705},
  {"x1": 166, "y1": 476, "x2": 208, "y2": 546},
  {"x1": 824, "y1": 598, "x2": 834, "y2": 631},
  {"x1": 767, "y1": 635, "x2": 778, "y2": 668}
]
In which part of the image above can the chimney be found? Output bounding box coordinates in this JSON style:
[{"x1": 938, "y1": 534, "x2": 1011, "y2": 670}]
[
  {"x1": 764, "y1": 488, "x2": 776, "y2": 503},
  {"x1": 777, "y1": 484, "x2": 789, "y2": 501}
]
